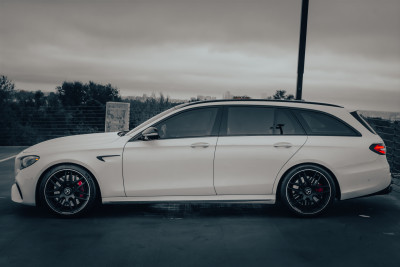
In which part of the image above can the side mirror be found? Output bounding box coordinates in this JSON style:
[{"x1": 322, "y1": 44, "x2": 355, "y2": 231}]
[
  {"x1": 141, "y1": 127, "x2": 159, "y2": 140},
  {"x1": 117, "y1": 130, "x2": 129, "y2": 137}
]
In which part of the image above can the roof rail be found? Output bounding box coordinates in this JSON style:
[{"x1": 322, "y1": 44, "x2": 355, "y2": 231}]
[{"x1": 180, "y1": 99, "x2": 344, "y2": 108}]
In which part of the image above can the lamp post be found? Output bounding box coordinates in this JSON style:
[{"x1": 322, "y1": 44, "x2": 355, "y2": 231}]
[{"x1": 296, "y1": 0, "x2": 309, "y2": 100}]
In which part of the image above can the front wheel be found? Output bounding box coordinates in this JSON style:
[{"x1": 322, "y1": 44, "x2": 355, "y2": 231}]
[
  {"x1": 280, "y1": 165, "x2": 336, "y2": 217},
  {"x1": 39, "y1": 165, "x2": 98, "y2": 217}
]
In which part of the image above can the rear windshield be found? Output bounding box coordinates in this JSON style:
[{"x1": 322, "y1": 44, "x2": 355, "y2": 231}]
[{"x1": 350, "y1": 111, "x2": 377, "y2": 134}]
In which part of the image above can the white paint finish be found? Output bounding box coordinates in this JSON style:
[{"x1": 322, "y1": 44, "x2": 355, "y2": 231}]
[
  {"x1": 23, "y1": 132, "x2": 122, "y2": 153},
  {"x1": 123, "y1": 137, "x2": 218, "y2": 196},
  {"x1": 11, "y1": 184, "x2": 23, "y2": 203},
  {"x1": 214, "y1": 135, "x2": 307, "y2": 195},
  {"x1": 13, "y1": 132, "x2": 130, "y2": 205},
  {"x1": 102, "y1": 194, "x2": 275, "y2": 204},
  {"x1": 274, "y1": 133, "x2": 391, "y2": 200}
]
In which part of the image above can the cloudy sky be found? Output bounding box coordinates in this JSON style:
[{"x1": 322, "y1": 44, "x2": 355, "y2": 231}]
[{"x1": 1, "y1": 0, "x2": 399, "y2": 111}]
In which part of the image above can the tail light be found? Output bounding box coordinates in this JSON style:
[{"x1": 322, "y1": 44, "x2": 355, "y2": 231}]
[{"x1": 369, "y1": 143, "x2": 386, "y2": 155}]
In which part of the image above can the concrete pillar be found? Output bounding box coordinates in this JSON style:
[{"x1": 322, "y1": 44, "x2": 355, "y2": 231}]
[{"x1": 105, "y1": 102, "x2": 130, "y2": 132}]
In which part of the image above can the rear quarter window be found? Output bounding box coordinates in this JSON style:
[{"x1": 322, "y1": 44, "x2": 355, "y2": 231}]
[
  {"x1": 350, "y1": 111, "x2": 377, "y2": 134},
  {"x1": 294, "y1": 109, "x2": 360, "y2": 136}
]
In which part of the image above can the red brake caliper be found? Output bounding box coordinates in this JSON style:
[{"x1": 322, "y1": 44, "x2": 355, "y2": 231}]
[
  {"x1": 316, "y1": 183, "x2": 323, "y2": 193},
  {"x1": 78, "y1": 181, "x2": 84, "y2": 198}
]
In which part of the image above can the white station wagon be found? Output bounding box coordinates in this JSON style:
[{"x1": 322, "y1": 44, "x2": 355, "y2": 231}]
[{"x1": 12, "y1": 100, "x2": 392, "y2": 217}]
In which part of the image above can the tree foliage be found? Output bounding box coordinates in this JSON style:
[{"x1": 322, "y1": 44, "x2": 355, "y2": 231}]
[
  {"x1": 268, "y1": 90, "x2": 294, "y2": 100},
  {"x1": 0, "y1": 79, "x2": 123, "y2": 145},
  {"x1": 126, "y1": 93, "x2": 182, "y2": 129},
  {"x1": 0, "y1": 75, "x2": 15, "y2": 103},
  {"x1": 57, "y1": 81, "x2": 120, "y2": 106}
]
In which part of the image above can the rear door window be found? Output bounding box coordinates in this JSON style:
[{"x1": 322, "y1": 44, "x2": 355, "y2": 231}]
[
  {"x1": 226, "y1": 106, "x2": 275, "y2": 135},
  {"x1": 224, "y1": 106, "x2": 305, "y2": 136}
]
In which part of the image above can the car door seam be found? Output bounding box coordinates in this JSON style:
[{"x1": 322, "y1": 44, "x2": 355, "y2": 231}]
[
  {"x1": 272, "y1": 136, "x2": 309, "y2": 193},
  {"x1": 212, "y1": 136, "x2": 219, "y2": 195}
]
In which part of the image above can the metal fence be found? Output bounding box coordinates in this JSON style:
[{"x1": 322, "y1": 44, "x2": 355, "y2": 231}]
[{"x1": 0, "y1": 106, "x2": 105, "y2": 146}]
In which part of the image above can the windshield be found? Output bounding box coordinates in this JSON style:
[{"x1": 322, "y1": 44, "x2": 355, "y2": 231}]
[{"x1": 126, "y1": 103, "x2": 187, "y2": 135}]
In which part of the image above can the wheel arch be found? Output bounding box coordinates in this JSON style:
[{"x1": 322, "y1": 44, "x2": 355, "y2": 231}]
[
  {"x1": 35, "y1": 162, "x2": 102, "y2": 207},
  {"x1": 275, "y1": 162, "x2": 341, "y2": 201}
]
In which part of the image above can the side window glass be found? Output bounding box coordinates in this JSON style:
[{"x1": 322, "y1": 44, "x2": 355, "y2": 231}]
[
  {"x1": 297, "y1": 110, "x2": 357, "y2": 136},
  {"x1": 274, "y1": 109, "x2": 305, "y2": 135},
  {"x1": 155, "y1": 108, "x2": 218, "y2": 139},
  {"x1": 226, "y1": 107, "x2": 274, "y2": 135}
]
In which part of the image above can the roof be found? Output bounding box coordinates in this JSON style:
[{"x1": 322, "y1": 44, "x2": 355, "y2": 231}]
[{"x1": 179, "y1": 99, "x2": 344, "y2": 109}]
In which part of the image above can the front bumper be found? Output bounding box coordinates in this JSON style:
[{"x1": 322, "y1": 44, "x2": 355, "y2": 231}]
[
  {"x1": 12, "y1": 158, "x2": 42, "y2": 206},
  {"x1": 11, "y1": 183, "x2": 23, "y2": 203}
]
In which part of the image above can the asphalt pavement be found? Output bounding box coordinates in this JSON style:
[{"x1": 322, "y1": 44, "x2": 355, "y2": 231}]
[{"x1": 0, "y1": 147, "x2": 399, "y2": 267}]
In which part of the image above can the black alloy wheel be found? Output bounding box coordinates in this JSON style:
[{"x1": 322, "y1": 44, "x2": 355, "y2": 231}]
[
  {"x1": 39, "y1": 165, "x2": 97, "y2": 217},
  {"x1": 280, "y1": 165, "x2": 336, "y2": 217}
]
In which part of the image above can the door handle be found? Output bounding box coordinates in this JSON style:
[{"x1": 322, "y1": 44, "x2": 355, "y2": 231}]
[
  {"x1": 191, "y1": 142, "x2": 210, "y2": 148},
  {"x1": 273, "y1": 142, "x2": 293, "y2": 148}
]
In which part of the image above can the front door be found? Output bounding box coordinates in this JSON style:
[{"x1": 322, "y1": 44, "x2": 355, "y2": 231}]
[{"x1": 123, "y1": 107, "x2": 221, "y2": 196}]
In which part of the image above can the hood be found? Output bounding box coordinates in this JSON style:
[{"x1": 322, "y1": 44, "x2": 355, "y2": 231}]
[{"x1": 23, "y1": 132, "x2": 121, "y2": 154}]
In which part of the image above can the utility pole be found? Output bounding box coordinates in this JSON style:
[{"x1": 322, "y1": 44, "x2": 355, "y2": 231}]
[{"x1": 296, "y1": 0, "x2": 309, "y2": 100}]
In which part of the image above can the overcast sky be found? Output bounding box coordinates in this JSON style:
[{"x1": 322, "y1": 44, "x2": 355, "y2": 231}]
[{"x1": 1, "y1": 0, "x2": 399, "y2": 111}]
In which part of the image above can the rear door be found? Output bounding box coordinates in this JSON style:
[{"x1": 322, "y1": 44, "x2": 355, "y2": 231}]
[{"x1": 214, "y1": 106, "x2": 307, "y2": 195}]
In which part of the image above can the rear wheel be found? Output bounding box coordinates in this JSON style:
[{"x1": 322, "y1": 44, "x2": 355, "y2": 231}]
[
  {"x1": 280, "y1": 165, "x2": 336, "y2": 217},
  {"x1": 39, "y1": 165, "x2": 97, "y2": 217}
]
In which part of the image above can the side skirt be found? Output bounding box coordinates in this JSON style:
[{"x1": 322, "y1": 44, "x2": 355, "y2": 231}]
[{"x1": 102, "y1": 195, "x2": 275, "y2": 204}]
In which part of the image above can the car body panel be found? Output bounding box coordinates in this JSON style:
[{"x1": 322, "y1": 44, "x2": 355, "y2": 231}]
[
  {"x1": 14, "y1": 133, "x2": 130, "y2": 205},
  {"x1": 273, "y1": 135, "x2": 391, "y2": 200},
  {"x1": 214, "y1": 135, "x2": 307, "y2": 195},
  {"x1": 123, "y1": 137, "x2": 217, "y2": 196},
  {"x1": 102, "y1": 194, "x2": 275, "y2": 204}
]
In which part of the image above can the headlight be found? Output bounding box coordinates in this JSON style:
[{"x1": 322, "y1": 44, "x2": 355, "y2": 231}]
[{"x1": 20, "y1": 155, "x2": 40, "y2": 170}]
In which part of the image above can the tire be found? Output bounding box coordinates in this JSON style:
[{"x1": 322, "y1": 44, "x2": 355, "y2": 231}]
[
  {"x1": 39, "y1": 165, "x2": 98, "y2": 217},
  {"x1": 280, "y1": 165, "x2": 336, "y2": 217}
]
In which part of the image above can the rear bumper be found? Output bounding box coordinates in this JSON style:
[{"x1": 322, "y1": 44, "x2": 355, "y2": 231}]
[
  {"x1": 345, "y1": 184, "x2": 392, "y2": 201},
  {"x1": 368, "y1": 184, "x2": 392, "y2": 196}
]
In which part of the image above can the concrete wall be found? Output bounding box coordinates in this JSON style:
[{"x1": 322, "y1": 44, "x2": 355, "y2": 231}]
[{"x1": 105, "y1": 102, "x2": 130, "y2": 132}]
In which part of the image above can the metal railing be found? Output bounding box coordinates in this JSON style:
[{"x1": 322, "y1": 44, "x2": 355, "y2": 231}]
[{"x1": 0, "y1": 106, "x2": 105, "y2": 146}]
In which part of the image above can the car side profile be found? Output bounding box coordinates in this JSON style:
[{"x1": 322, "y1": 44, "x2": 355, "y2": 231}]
[{"x1": 11, "y1": 100, "x2": 392, "y2": 217}]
